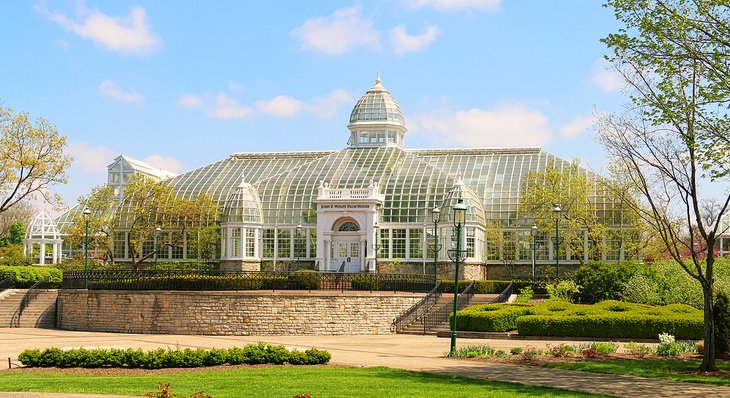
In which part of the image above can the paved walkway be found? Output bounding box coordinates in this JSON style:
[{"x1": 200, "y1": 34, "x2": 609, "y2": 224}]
[{"x1": 0, "y1": 328, "x2": 727, "y2": 398}]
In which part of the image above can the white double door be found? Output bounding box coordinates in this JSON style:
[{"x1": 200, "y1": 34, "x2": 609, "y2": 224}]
[{"x1": 333, "y1": 240, "x2": 361, "y2": 273}]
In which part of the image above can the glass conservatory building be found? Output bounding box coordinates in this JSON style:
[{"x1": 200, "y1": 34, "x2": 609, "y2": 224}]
[{"x1": 58, "y1": 75, "x2": 625, "y2": 278}]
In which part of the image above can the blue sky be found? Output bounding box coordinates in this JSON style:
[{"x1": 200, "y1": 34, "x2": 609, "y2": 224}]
[{"x1": 1, "y1": 1, "x2": 627, "y2": 209}]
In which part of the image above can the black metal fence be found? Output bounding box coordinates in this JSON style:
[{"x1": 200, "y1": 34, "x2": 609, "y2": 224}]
[{"x1": 62, "y1": 270, "x2": 437, "y2": 293}]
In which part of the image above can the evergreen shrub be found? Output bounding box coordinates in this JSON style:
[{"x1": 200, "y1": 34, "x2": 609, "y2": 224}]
[
  {"x1": 18, "y1": 343, "x2": 331, "y2": 368},
  {"x1": 714, "y1": 291, "x2": 730, "y2": 357},
  {"x1": 452, "y1": 303, "x2": 532, "y2": 332},
  {"x1": 0, "y1": 265, "x2": 62, "y2": 288},
  {"x1": 288, "y1": 270, "x2": 321, "y2": 290}
]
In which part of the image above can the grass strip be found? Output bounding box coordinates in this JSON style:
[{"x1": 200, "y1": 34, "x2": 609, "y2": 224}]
[
  {"x1": 543, "y1": 359, "x2": 730, "y2": 386},
  {"x1": 0, "y1": 365, "x2": 609, "y2": 398}
]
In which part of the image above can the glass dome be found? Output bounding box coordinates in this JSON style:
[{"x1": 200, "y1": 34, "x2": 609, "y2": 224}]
[
  {"x1": 222, "y1": 178, "x2": 264, "y2": 224},
  {"x1": 440, "y1": 177, "x2": 487, "y2": 226},
  {"x1": 348, "y1": 74, "x2": 405, "y2": 126}
]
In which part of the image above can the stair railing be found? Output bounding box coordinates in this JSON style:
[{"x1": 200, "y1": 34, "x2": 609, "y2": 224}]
[
  {"x1": 489, "y1": 281, "x2": 515, "y2": 304},
  {"x1": 420, "y1": 280, "x2": 475, "y2": 334},
  {"x1": 0, "y1": 277, "x2": 14, "y2": 293},
  {"x1": 391, "y1": 282, "x2": 442, "y2": 333},
  {"x1": 17, "y1": 277, "x2": 49, "y2": 317}
]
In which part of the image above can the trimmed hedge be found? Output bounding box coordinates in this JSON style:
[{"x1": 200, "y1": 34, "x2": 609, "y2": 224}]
[
  {"x1": 454, "y1": 303, "x2": 532, "y2": 332},
  {"x1": 440, "y1": 279, "x2": 546, "y2": 294},
  {"x1": 17, "y1": 342, "x2": 331, "y2": 369},
  {"x1": 454, "y1": 299, "x2": 703, "y2": 340},
  {"x1": 0, "y1": 265, "x2": 62, "y2": 288}
]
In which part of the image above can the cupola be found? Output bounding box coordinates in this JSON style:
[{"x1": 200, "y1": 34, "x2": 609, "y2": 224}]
[{"x1": 347, "y1": 73, "x2": 407, "y2": 148}]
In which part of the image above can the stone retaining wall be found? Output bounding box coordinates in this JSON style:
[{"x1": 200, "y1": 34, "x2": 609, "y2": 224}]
[{"x1": 57, "y1": 290, "x2": 423, "y2": 335}]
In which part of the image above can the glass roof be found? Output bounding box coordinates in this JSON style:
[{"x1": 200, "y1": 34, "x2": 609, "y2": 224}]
[{"x1": 56, "y1": 146, "x2": 615, "y2": 233}]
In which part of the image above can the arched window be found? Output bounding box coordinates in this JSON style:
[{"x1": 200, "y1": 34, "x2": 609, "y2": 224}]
[{"x1": 338, "y1": 221, "x2": 360, "y2": 232}]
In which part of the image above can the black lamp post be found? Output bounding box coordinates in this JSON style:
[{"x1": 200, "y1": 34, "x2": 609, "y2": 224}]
[
  {"x1": 372, "y1": 223, "x2": 380, "y2": 272},
  {"x1": 431, "y1": 206, "x2": 442, "y2": 283},
  {"x1": 447, "y1": 198, "x2": 467, "y2": 356},
  {"x1": 530, "y1": 223, "x2": 538, "y2": 279},
  {"x1": 552, "y1": 204, "x2": 563, "y2": 278},
  {"x1": 296, "y1": 223, "x2": 303, "y2": 270},
  {"x1": 154, "y1": 226, "x2": 161, "y2": 270},
  {"x1": 83, "y1": 207, "x2": 91, "y2": 289}
]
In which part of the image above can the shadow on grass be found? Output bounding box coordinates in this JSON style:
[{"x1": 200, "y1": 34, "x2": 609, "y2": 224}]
[
  {"x1": 543, "y1": 358, "x2": 730, "y2": 386},
  {"x1": 0, "y1": 365, "x2": 608, "y2": 398}
]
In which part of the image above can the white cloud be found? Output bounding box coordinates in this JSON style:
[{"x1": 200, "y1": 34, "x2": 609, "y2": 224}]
[
  {"x1": 307, "y1": 89, "x2": 352, "y2": 119},
  {"x1": 559, "y1": 114, "x2": 598, "y2": 139},
  {"x1": 411, "y1": 103, "x2": 552, "y2": 147},
  {"x1": 97, "y1": 80, "x2": 143, "y2": 103},
  {"x1": 182, "y1": 89, "x2": 351, "y2": 120},
  {"x1": 293, "y1": 6, "x2": 380, "y2": 55},
  {"x1": 255, "y1": 95, "x2": 305, "y2": 117},
  {"x1": 592, "y1": 60, "x2": 625, "y2": 92},
  {"x1": 406, "y1": 0, "x2": 501, "y2": 12},
  {"x1": 228, "y1": 81, "x2": 243, "y2": 91},
  {"x1": 391, "y1": 24, "x2": 439, "y2": 54},
  {"x1": 177, "y1": 94, "x2": 203, "y2": 109},
  {"x1": 68, "y1": 142, "x2": 116, "y2": 173},
  {"x1": 40, "y1": 4, "x2": 161, "y2": 55},
  {"x1": 208, "y1": 94, "x2": 253, "y2": 119},
  {"x1": 142, "y1": 154, "x2": 184, "y2": 174}
]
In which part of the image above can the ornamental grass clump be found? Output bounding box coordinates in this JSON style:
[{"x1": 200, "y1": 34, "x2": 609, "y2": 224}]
[{"x1": 623, "y1": 342, "x2": 653, "y2": 358}]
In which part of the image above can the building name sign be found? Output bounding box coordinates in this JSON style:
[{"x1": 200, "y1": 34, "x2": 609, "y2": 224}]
[{"x1": 319, "y1": 204, "x2": 371, "y2": 210}]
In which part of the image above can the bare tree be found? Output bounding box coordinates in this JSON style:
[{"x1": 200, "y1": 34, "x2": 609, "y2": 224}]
[{"x1": 598, "y1": 112, "x2": 729, "y2": 371}]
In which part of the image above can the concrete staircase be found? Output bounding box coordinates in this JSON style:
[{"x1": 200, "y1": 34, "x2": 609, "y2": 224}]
[
  {"x1": 0, "y1": 289, "x2": 58, "y2": 328},
  {"x1": 398, "y1": 294, "x2": 498, "y2": 335}
]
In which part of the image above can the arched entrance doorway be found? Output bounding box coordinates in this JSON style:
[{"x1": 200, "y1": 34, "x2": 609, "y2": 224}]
[{"x1": 331, "y1": 218, "x2": 362, "y2": 273}]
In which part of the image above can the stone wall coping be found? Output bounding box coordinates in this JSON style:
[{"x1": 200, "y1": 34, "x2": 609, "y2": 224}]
[{"x1": 60, "y1": 289, "x2": 426, "y2": 298}]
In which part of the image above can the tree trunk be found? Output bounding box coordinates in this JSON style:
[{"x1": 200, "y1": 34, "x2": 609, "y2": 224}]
[
  {"x1": 701, "y1": 283, "x2": 717, "y2": 371},
  {"x1": 700, "y1": 255, "x2": 717, "y2": 372}
]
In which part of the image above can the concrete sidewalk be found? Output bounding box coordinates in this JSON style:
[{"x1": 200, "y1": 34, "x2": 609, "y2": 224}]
[{"x1": 0, "y1": 328, "x2": 727, "y2": 398}]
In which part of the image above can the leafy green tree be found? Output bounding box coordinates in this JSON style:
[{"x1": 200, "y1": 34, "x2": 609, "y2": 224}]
[
  {"x1": 0, "y1": 221, "x2": 24, "y2": 247},
  {"x1": 65, "y1": 184, "x2": 117, "y2": 262},
  {"x1": 114, "y1": 175, "x2": 218, "y2": 270},
  {"x1": 600, "y1": 0, "x2": 730, "y2": 371},
  {"x1": 0, "y1": 107, "x2": 71, "y2": 214},
  {"x1": 519, "y1": 160, "x2": 610, "y2": 265}
]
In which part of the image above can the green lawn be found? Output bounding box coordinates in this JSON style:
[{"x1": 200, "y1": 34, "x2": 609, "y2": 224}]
[
  {"x1": 544, "y1": 359, "x2": 730, "y2": 386},
  {"x1": 0, "y1": 365, "x2": 609, "y2": 398}
]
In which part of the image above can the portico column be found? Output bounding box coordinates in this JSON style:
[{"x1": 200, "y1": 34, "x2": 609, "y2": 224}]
[{"x1": 40, "y1": 243, "x2": 46, "y2": 265}]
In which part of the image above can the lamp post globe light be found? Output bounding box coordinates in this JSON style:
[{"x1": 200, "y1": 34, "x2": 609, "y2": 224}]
[
  {"x1": 83, "y1": 207, "x2": 91, "y2": 289},
  {"x1": 431, "y1": 205, "x2": 442, "y2": 283},
  {"x1": 372, "y1": 223, "x2": 380, "y2": 272},
  {"x1": 448, "y1": 198, "x2": 467, "y2": 356},
  {"x1": 552, "y1": 204, "x2": 562, "y2": 279},
  {"x1": 154, "y1": 226, "x2": 162, "y2": 270},
  {"x1": 530, "y1": 223, "x2": 538, "y2": 279},
  {"x1": 296, "y1": 223, "x2": 303, "y2": 270}
]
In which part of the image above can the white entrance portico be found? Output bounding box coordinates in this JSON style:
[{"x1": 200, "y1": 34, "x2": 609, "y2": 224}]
[{"x1": 315, "y1": 181, "x2": 384, "y2": 273}]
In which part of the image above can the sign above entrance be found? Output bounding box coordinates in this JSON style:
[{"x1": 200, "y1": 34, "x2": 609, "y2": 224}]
[{"x1": 319, "y1": 204, "x2": 371, "y2": 210}]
